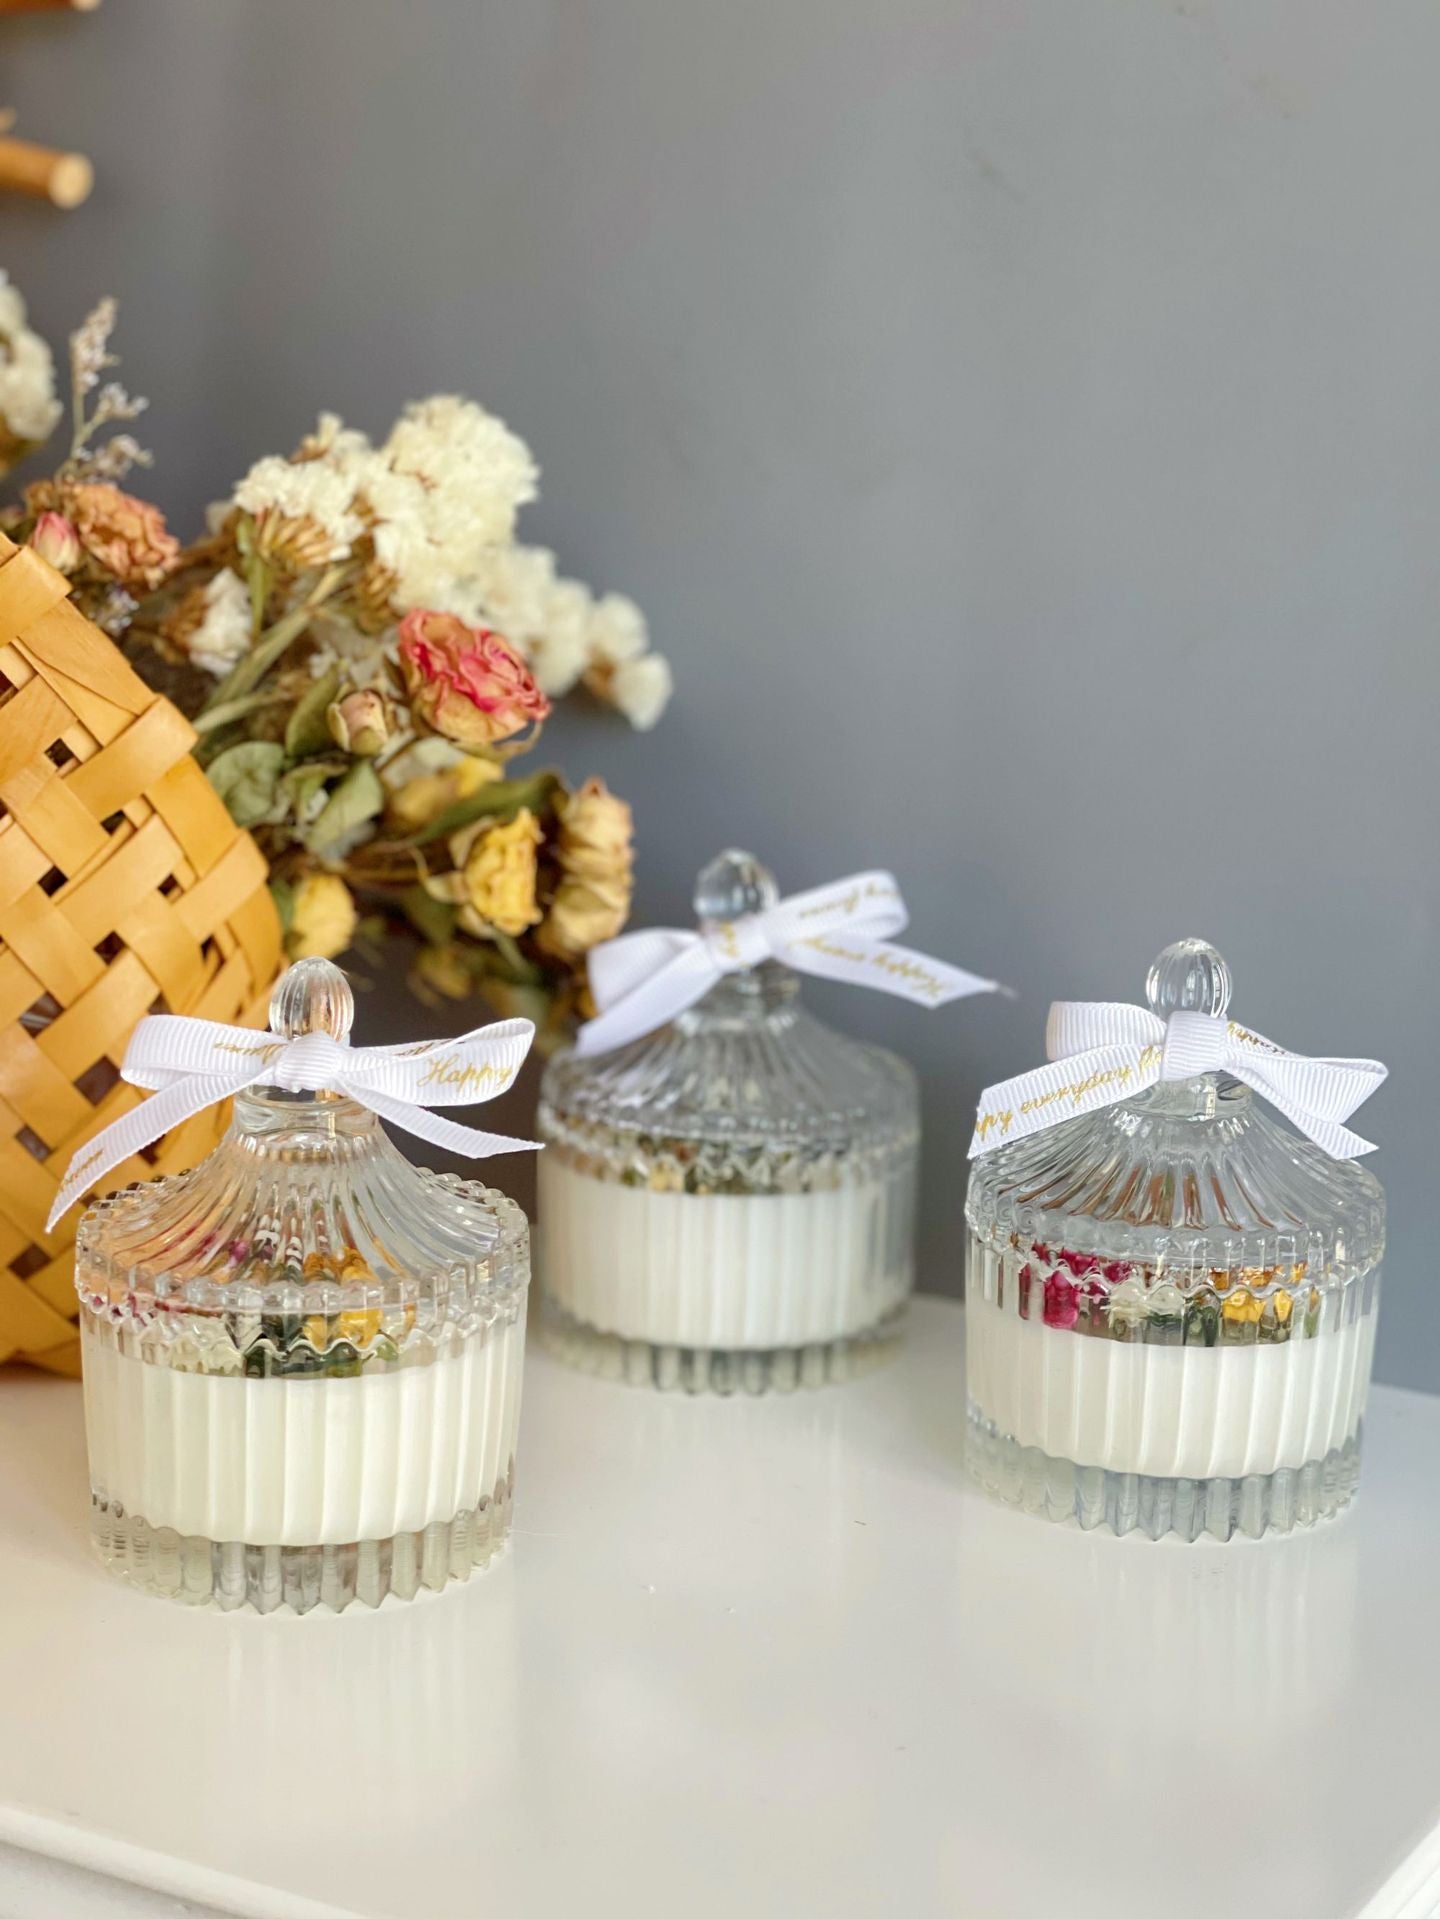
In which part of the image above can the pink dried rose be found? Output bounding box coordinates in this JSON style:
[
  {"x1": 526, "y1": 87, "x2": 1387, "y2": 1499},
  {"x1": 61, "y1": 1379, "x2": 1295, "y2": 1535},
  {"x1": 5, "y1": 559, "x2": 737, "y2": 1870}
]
[
  {"x1": 65, "y1": 483, "x2": 181, "y2": 592},
  {"x1": 397, "y1": 609, "x2": 551, "y2": 749},
  {"x1": 30, "y1": 511, "x2": 82, "y2": 574},
  {"x1": 1058, "y1": 1248, "x2": 1102, "y2": 1278},
  {"x1": 1042, "y1": 1274, "x2": 1079, "y2": 1329},
  {"x1": 1017, "y1": 1262, "x2": 1035, "y2": 1320}
]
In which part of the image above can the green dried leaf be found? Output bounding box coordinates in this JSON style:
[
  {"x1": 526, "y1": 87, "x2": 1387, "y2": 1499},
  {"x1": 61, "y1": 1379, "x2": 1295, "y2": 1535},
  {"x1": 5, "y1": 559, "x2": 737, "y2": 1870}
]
[
  {"x1": 400, "y1": 885, "x2": 458, "y2": 946},
  {"x1": 487, "y1": 930, "x2": 545, "y2": 984},
  {"x1": 269, "y1": 877, "x2": 295, "y2": 933},
  {"x1": 283, "y1": 764, "x2": 333, "y2": 828},
  {"x1": 305, "y1": 758, "x2": 384, "y2": 853},
  {"x1": 285, "y1": 667, "x2": 341, "y2": 758},
  {"x1": 412, "y1": 770, "x2": 563, "y2": 847},
  {"x1": 207, "y1": 740, "x2": 285, "y2": 828},
  {"x1": 280, "y1": 757, "x2": 348, "y2": 789}
]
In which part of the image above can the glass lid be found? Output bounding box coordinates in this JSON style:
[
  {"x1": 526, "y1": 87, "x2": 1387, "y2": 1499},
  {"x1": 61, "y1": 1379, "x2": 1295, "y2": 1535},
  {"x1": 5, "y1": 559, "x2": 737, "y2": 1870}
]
[
  {"x1": 965, "y1": 939, "x2": 1385, "y2": 1280},
  {"x1": 75, "y1": 958, "x2": 528, "y2": 1330},
  {"x1": 540, "y1": 850, "x2": 917, "y2": 1163}
]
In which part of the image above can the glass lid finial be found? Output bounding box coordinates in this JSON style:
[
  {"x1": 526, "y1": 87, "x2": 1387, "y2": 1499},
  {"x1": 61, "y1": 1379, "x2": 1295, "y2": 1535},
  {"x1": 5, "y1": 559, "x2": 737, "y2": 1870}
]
[
  {"x1": 693, "y1": 849, "x2": 779, "y2": 928},
  {"x1": 268, "y1": 956, "x2": 355, "y2": 1041},
  {"x1": 1144, "y1": 938, "x2": 1232, "y2": 1019}
]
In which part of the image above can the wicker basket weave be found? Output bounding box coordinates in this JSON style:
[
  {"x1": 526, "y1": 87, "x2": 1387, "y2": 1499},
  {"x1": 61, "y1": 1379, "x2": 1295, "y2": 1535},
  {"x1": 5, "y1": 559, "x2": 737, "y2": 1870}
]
[{"x1": 0, "y1": 533, "x2": 283, "y2": 1374}]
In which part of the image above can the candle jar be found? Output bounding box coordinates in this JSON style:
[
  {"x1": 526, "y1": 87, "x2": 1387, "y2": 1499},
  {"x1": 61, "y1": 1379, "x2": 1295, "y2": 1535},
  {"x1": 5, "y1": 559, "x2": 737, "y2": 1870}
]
[
  {"x1": 964, "y1": 941, "x2": 1385, "y2": 1541},
  {"x1": 537, "y1": 852, "x2": 920, "y2": 1391},
  {"x1": 73, "y1": 960, "x2": 529, "y2": 1612}
]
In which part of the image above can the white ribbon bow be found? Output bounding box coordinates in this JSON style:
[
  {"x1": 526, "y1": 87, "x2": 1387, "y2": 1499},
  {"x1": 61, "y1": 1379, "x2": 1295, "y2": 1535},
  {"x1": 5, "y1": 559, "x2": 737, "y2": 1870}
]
[
  {"x1": 47, "y1": 1013, "x2": 541, "y2": 1230},
  {"x1": 575, "y1": 869, "x2": 1002, "y2": 1058},
  {"x1": 969, "y1": 1001, "x2": 1387, "y2": 1160}
]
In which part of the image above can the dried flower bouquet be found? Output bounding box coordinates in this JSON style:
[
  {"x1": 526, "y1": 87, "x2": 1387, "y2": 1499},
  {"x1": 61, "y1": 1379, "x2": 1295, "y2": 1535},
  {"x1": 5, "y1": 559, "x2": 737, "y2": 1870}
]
[{"x1": 1, "y1": 290, "x2": 673, "y2": 1035}]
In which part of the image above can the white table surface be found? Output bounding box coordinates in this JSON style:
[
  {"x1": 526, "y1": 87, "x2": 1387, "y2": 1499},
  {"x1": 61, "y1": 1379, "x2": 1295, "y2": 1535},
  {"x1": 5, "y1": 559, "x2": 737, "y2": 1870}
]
[{"x1": 1, "y1": 1297, "x2": 1438, "y2": 1919}]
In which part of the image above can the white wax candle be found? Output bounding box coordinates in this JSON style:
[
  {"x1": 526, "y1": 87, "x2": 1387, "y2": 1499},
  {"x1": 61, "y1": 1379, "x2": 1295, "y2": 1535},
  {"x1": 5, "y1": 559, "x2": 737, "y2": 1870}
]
[
  {"x1": 539, "y1": 1155, "x2": 913, "y2": 1350},
  {"x1": 80, "y1": 1315, "x2": 525, "y2": 1547}
]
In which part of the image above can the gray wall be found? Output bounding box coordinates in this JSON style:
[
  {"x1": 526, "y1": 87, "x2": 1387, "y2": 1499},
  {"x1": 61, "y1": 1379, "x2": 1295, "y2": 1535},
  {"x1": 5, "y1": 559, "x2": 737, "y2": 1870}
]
[{"x1": 4, "y1": 0, "x2": 1437, "y2": 1386}]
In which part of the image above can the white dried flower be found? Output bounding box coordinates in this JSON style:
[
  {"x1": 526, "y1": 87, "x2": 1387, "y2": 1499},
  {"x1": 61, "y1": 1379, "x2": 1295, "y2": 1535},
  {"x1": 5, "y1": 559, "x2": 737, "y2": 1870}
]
[
  {"x1": 1106, "y1": 1279, "x2": 1150, "y2": 1332},
  {"x1": 383, "y1": 396, "x2": 538, "y2": 552},
  {"x1": 299, "y1": 411, "x2": 371, "y2": 465},
  {"x1": 85, "y1": 432, "x2": 152, "y2": 481},
  {"x1": 233, "y1": 454, "x2": 364, "y2": 562},
  {"x1": 587, "y1": 591, "x2": 649, "y2": 666},
  {"x1": 471, "y1": 543, "x2": 557, "y2": 644},
  {"x1": 0, "y1": 273, "x2": 61, "y2": 446},
  {"x1": 610, "y1": 652, "x2": 673, "y2": 730},
  {"x1": 69, "y1": 296, "x2": 117, "y2": 398},
  {"x1": 375, "y1": 513, "x2": 457, "y2": 617},
  {"x1": 90, "y1": 381, "x2": 147, "y2": 430},
  {"x1": 527, "y1": 629, "x2": 590, "y2": 697},
  {"x1": 519, "y1": 576, "x2": 592, "y2": 695},
  {"x1": 352, "y1": 455, "x2": 428, "y2": 531},
  {"x1": 185, "y1": 568, "x2": 253, "y2": 676}
]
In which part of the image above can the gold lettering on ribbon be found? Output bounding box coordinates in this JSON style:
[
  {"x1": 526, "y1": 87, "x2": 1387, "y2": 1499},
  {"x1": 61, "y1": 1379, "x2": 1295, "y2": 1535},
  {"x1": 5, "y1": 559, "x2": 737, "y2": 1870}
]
[
  {"x1": 415, "y1": 1054, "x2": 514, "y2": 1096},
  {"x1": 213, "y1": 1039, "x2": 285, "y2": 1068},
  {"x1": 64, "y1": 1143, "x2": 104, "y2": 1186},
  {"x1": 794, "y1": 934, "x2": 948, "y2": 1002},
  {"x1": 712, "y1": 922, "x2": 742, "y2": 962},
  {"x1": 1227, "y1": 1020, "x2": 1282, "y2": 1056},
  {"x1": 975, "y1": 1043, "x2": 1164, "y2": 1138},
  {"x1": 793, "y1": 879, "x2": 900, "y2": 925}
]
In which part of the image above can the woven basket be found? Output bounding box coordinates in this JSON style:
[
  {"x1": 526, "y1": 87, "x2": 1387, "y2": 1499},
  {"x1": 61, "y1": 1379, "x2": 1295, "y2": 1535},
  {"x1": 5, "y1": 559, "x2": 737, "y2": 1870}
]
[{"x1": 0, "y1": 533, "x2": 283, "y2": 1375}]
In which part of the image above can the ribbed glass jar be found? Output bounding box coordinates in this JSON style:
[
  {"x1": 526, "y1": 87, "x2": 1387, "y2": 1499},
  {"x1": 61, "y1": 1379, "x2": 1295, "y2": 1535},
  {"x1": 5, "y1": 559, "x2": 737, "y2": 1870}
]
[
  {"x1": 537, "y1": 852, "x2": 920, "y2": 1392},
  {"x1": 964, "y1": 940, "x2": 1385, "y2": 1541},
  {"x1": 73, "y1": 959, "x2": 529, "y2": 1612}
]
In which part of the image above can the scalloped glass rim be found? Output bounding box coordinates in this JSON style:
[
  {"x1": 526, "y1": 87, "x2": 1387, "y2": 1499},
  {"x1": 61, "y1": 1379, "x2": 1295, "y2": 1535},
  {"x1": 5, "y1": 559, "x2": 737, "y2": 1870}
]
[
  {"x1": 74, "y1": 1168, "x2": 529, "y2": 1325},
  {"x1": 965, "y1": 1078, "x2": 1385, "y2": 1285},
  {"x1": 541, "y1": 970, "x2": 919, "y2": 1156}
]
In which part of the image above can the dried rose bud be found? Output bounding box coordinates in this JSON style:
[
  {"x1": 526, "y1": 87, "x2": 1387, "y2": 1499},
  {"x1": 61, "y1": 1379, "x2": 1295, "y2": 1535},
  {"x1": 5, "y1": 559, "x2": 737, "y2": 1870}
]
[
  {"x1": 327, "y1": 687, "x2": 393, "y2": 757},
  {"x1": 30, "y1": 511, "x2": 82, "y2": 574}
]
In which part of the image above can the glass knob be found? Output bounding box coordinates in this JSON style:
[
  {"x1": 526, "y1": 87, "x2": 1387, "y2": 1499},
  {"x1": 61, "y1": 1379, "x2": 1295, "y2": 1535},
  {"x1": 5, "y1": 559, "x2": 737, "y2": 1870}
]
[
  {"x1": 693, "y1": 849, "x2": 779, "y2": 929},
  {"x1": 1145, "y1": 939, "x2": 1232, "y2": 1019},
  {"x1": 269, "y1": 957, "x2": 355, "y2": 1040}
]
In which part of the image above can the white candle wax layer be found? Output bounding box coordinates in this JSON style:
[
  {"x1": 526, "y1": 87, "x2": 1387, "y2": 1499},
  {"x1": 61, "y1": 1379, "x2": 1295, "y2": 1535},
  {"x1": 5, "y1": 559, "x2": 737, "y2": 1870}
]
[
  {"x1": 539, "y1": 1156, "x2": 912, "y2": 1351},
  {"x1": 80, "y1": 1314, "x2": 524, "y2": 1547},
  {"x1": 965, "y1": 1293, "x2": 1377, "y2": 1481}
]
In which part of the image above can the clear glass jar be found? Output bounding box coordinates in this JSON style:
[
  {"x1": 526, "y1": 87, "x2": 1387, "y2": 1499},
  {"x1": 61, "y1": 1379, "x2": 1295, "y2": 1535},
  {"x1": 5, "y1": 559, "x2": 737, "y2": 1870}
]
[
  {"x1": 537, "y1": 851, "x2": 920, "y2": 1392},
  {"x1": 964, "y1": 940, "x2": 1385, "y2": 1540},
  {"x1": 74, "y1": 959, "x2": 529, "y2": 1612}
]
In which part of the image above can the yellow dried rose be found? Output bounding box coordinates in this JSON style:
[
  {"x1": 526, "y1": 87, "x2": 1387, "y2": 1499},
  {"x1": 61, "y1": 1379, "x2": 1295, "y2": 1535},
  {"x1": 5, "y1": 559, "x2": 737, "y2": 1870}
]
[
  {"x1": 388, "y1": 753, "x2": 499, "y2": 835},
  {"x1": 287, "y1": 872, "x2": 358, "y2": 961},
  {"x1": 1221, "y1": 1288, "x2": 1264, "y2": 1327},
  {"x1": 536, "y1": 777, "x2": 634, "y2": 961},
  {"x1": 302, "y1": 1309, "x2": 383, "y2": 1351},
  {"x1": 412, "y1": 942, "x2": 474, "y2": 1002},
  {"x1": 456, "y1": 809, "x2": 543, "y2": 938}
]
